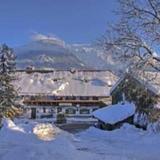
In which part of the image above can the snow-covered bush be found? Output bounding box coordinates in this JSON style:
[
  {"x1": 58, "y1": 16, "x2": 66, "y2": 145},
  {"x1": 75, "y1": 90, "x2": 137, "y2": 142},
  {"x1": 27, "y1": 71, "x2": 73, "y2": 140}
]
[
  {"x1": 147, "y1": 121, "x2": 160, "y2": 133},
  {"x1": 154, "y1": 103, "x2": 160, "y2": 109},
  {"x1": 134, "y1": 112, "x2": 149, "y2": 129},
  {"x1": 1, "y1": 118, "x2": 25, "y2": 132},
  {"x1": 33, "y1": 123, "x2": 60, "y2": 141},
  {"x1": 134, "y1": 111, "x2": 160, "y2": 133}
]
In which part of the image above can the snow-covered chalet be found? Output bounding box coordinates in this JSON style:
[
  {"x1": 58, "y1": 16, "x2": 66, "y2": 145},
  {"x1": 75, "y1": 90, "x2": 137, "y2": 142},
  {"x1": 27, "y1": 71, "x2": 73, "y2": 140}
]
[{"x1": 14, "y1": 69, "x2": 117, "y2": 119}]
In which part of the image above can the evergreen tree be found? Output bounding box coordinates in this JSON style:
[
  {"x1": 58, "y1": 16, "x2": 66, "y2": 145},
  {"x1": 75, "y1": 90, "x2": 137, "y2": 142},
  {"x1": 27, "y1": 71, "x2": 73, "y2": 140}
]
[{"x1": 0, "y1": 44, "x2": 20, "y2": 119}]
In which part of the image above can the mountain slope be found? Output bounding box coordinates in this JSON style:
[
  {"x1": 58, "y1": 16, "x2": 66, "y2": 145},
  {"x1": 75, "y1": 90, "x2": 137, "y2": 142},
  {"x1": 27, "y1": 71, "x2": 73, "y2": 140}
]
[
  {"x1": 14, "y1": 34, "x2": 130, "y2": 72},
  {"x1": 69, "y1": 44, "x2": 107, "y2": 69},
  {"x1": 15, "y1": 39, "x2": 86, "y2": 69}
]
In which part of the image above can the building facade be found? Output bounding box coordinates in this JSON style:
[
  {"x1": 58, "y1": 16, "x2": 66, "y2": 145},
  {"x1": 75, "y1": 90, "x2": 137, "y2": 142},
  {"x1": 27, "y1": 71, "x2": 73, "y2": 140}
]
[
  {"x1": 14, "y1": 70, "x2": 117, "y2": 119},
  {"x1": 22, "y1": 95, "x2": 111, "y2": 119}
]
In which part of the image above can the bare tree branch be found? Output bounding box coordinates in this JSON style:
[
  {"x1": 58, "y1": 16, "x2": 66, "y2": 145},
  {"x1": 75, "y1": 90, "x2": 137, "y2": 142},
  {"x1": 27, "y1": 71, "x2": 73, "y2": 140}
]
[{"x1": 103, "y1": 0, "x2": 160, "y2": 74}]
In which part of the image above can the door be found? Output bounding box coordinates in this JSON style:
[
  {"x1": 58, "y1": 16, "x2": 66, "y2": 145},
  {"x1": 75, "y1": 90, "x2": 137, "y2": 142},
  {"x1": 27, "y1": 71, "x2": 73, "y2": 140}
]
[{"x1": 31, "y1": 108, "x2": 36, "y2": 119}]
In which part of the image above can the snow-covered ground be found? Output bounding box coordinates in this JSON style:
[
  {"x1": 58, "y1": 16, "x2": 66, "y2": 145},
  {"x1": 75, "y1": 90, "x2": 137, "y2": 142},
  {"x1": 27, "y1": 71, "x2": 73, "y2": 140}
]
[{"x1": 0, "y1": 119, "x2": 160, "y2": 160}]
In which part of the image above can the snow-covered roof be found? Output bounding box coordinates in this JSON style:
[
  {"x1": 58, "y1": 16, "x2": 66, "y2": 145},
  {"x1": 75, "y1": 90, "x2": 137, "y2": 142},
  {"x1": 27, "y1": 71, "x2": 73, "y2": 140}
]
[
  {"x1": 110, "y1": 75, "x2": 125, "y2": 94},
  {"x1": 92, "y1": 102, "x2": 136, "y2": 124},
  {"x1": 13, "y1": 70, "x2": 117, "y2": 96},
  {"x1": 110, "y1": 71, "x2": 160, "y2": 96}
]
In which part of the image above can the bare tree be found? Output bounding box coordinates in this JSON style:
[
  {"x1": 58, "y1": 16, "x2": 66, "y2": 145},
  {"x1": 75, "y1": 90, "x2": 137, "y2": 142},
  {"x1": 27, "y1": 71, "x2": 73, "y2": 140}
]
[
  {"x1": 102, "y1": 0, "x2": 160, "y2": 127},
  {"x1": 103, "y1": 0, "x2": 160, "y2": 73}
]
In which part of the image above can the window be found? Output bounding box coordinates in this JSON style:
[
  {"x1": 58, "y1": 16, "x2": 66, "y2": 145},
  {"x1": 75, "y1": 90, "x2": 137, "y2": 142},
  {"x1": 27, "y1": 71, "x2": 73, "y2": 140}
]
[
  {"x1": 65, "y1": 108, "x2": 76, "y2": 114},
  {"x1": 43, "y1": 108, "x2": 46, "y2": 113},
  {"x1": 80, "y1": 108, "x2": 90, "y2": 114},
  {"x1": 80, "y1": 96, "x2": 89, "y2": 100},
  {"x1": 56, "y1": 96, "x2": 63, "y2": 100},
  {"x1": 72, "y1": 96, "x2": 76, "y2": 100},
  {"x1": 30, "y1": 96, "x2": 35, "y2": 100},
  {"x1": 57, "y1": 107, "x2": 62, "y2": 113},
  {"x1": 93, "y1": 97, "x2": 98, "y2": 100},
  {"x1": 66, "y1": 96, "x2": 72, "y2": 100}
]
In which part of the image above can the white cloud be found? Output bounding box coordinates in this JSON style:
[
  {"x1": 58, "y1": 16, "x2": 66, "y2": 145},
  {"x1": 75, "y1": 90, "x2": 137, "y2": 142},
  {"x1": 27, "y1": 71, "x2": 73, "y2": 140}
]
[{"x1": 31, "y1": 33, "x2": 65, "y2": 47}]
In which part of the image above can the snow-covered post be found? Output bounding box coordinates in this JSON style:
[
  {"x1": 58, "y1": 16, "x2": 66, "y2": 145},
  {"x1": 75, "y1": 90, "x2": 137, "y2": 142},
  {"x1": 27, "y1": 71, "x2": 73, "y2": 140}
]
[{"x1": 122, "y1": 92, "x2": 126, "y2": 104}]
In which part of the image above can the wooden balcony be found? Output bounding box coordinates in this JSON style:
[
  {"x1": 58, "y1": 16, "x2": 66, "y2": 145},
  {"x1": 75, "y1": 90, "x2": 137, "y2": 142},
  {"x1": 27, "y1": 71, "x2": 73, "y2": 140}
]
[
  {"x1": 22, "y1": 95, "x2": 111, "y2": 107},
  {"x1": 23, "y1": 99, "x2": 109, "y2": 107}
]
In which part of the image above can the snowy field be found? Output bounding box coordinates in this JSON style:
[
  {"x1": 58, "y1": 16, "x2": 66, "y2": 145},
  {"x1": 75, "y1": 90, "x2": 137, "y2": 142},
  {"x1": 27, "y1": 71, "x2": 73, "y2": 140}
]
[{"x1": 0, "y1": 119, "x2": 160, "y2": 160}]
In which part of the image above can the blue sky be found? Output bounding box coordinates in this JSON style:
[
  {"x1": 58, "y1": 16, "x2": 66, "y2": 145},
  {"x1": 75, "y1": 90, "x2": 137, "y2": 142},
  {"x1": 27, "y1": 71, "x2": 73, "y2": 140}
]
[{"x1": 0, "y1": 0, "x2": 117, "y2": 46}]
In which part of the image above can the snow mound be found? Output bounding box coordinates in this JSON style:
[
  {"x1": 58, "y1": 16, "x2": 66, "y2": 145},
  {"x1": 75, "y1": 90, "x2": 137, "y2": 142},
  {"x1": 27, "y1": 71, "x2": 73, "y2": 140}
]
[
  {"x1": 2, "y1": 118, "x2": 25, "y2": 133},
  {"x1": 147, "y1": 121, "x2": 160, "y2": 133},
  {"x1": 33, "y1": 123, "x2": 61, "y2": 141},
  {"x1": 0, "y1": 120, "x2": 88, "y2": 160},
  {"x1": 93, "y1": 102, "x2": 136, "y2": 124}
]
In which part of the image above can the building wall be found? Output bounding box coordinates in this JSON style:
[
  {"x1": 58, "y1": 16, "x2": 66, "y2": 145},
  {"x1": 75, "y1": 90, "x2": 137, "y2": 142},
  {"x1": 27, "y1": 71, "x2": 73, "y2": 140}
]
[
  {"x1": 111, "y1": 76, "x2": 158, "y2": 110},
  {"x1": 23, "y1": 105, "x2": 99, "y2": 119},
  {"x1": 97, "y1": 116, "x2": 134, "y2": 130},
  {"x1": 21, "y1": 95, "x2": 111, "y2": 119}
]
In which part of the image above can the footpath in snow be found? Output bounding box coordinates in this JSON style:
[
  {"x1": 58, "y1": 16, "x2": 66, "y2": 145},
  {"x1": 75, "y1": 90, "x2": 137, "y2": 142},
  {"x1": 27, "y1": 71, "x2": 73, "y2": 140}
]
[{"x1": 0, "y1": 119, "x2": 160, "y2": 160}]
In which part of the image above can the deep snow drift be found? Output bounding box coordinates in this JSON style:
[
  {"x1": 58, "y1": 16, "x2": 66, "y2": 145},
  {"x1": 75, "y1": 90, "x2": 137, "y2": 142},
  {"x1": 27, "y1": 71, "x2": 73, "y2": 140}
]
[
  {"x1": 0, "y1": 119, "x2": 89, "y2": 160},
  {"x1": 0, "y1": 119, "x2": 160, "y2": 160}
]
